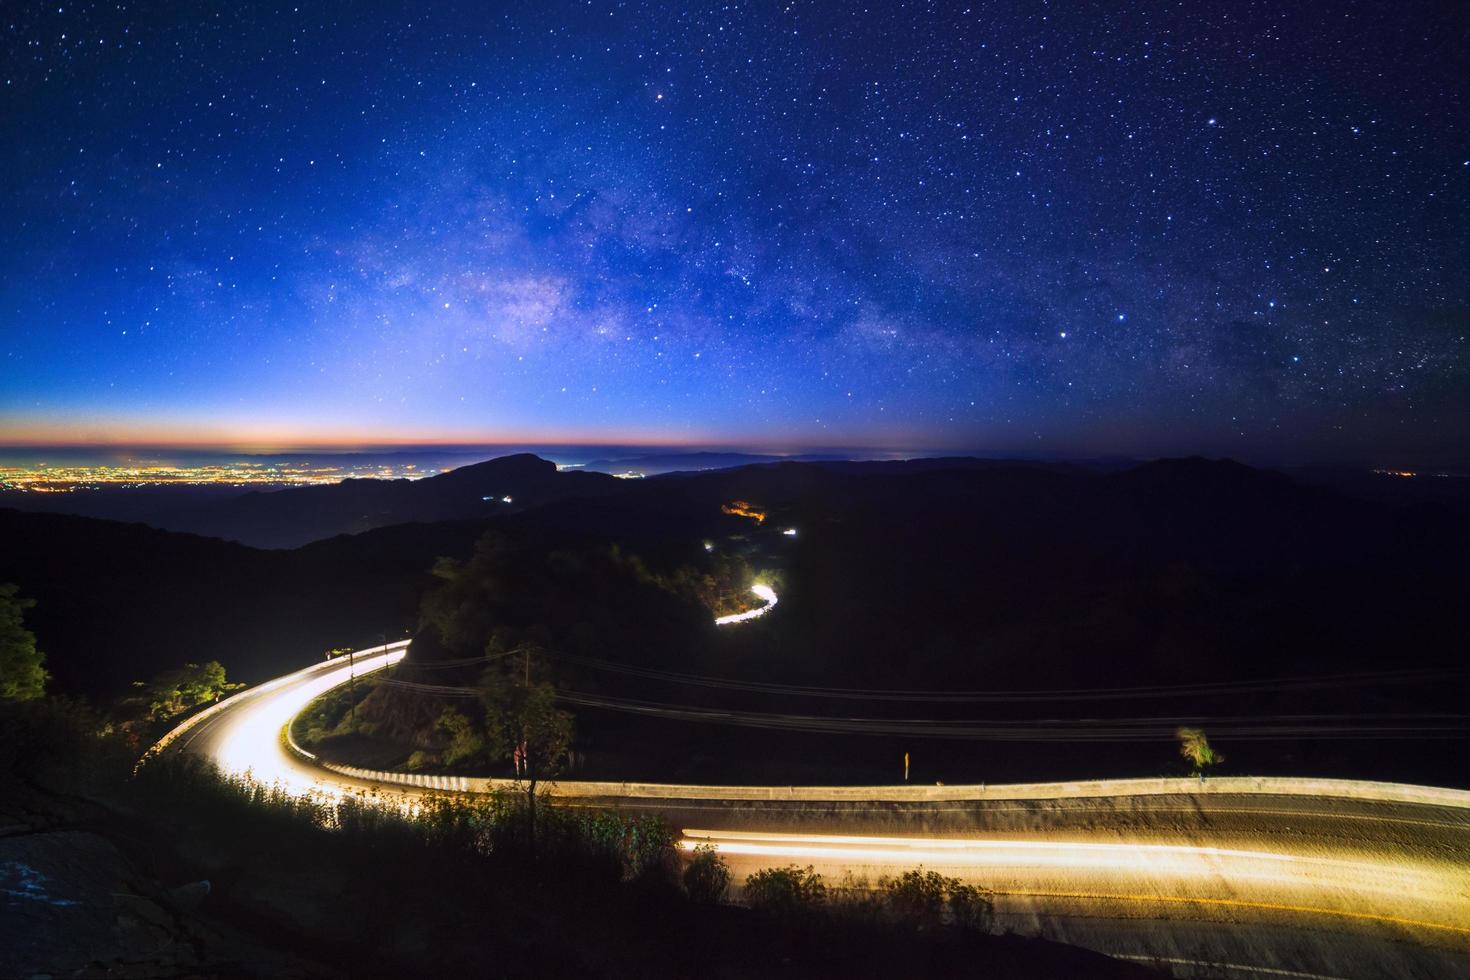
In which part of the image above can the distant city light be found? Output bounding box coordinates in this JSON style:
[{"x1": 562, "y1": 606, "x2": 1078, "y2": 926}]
[
  {"x1": 783, "y1": 528, "x2": 798, "y2": 537},
  {"x1": 0, "y1": 459, "x2": 442, "y2": 492}
]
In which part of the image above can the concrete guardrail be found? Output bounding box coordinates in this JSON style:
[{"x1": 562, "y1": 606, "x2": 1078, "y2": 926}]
[{"x1": 288, "y1": 759, "x2": 1470, "y2": 811}]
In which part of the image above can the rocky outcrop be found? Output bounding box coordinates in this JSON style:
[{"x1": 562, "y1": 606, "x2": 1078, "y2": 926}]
[{"x1": 0, "y1": 794, "x2": 334, "y2": 979}]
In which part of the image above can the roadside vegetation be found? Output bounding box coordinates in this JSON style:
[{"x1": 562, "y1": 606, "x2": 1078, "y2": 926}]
[
  {"x1": 2, "y1": 692, "x2": 1147, "y2": 978},
  {"x1": 1176, "y1": 727, "x2": 1224, "y2": 775},
  {"x1": 289, "y1": 528, "x2": 794, "y2": 780},
  {"x1": 134, "y1": 660, "x2": 244, "y2": 720},
  {"x1": 292, "y1": 675, "x2": 384, "y2": 743},
  {"x1": 1, "y1": 572, "x2": 1132, "y2": 978},
  {"x1": 738, "y1": 863, "x2": 996, "y2": 932},
  {"x1": 0, "y1": 582, "x2": 48, "y2": 700}
]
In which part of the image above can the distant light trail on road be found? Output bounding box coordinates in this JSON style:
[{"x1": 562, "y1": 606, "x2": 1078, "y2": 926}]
[
  {"x1": 170, "y1": 585, "x2": 784, "y2": 792},
  {"x1": 714, "y1": 583, "x2": 778, "y2": 626}
]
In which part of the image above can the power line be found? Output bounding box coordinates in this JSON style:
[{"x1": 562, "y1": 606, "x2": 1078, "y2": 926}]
[
  {"x1": 391, "y1": 644, "x2": 1466, "y2": 703},
  {"x1": 544, "y1": 654, "x2": 1469, "y2": 704},
  {"x1": 373, "y1": 646, "x2": 1468, "y2": 741},
  {"x1": 406, "y1": 646, "x2": 533, "y2": 671},
  {"x1": 368, "y1": 674, "x2": 1470, "y2": 742},
  {"x1": 555, "y1": 689, "x2": 1470, "y2": 741}
]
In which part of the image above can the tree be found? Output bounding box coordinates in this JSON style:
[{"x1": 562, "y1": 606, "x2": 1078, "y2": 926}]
[
  {"x1": 1177, "y1": 726, "x2": 1223, "y2": 774},
  {"x1": 0, "y1": 584, "x2": 47, "y2": 701},
  {"x1": 879, "y1": 869, "x2": 948, "y2": 928},
  {"x1": 435, "y1": 707, "x2": 486, "y2": 767},
  {"x1": 140, "y1": 661, "x2": 243, "y2": 720},
  {"x1": 479, "y1": 649, "x2": 573, "y2": 836},
  {"x1": 878, "y1": 869, "x2": 994, "y2": 931},
  {"x1": 419, "y1": 529, "x2": 716, "y2": 673}
]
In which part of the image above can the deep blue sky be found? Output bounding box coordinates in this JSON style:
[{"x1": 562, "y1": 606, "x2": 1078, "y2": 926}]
[{"x1": 2, "y1": 2, "x2": 1466, "y2": 463}]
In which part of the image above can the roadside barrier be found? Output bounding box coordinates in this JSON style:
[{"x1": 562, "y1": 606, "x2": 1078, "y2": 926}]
[{"x1": 282, "y1": 755, "x2": 1470, "y2": 811}]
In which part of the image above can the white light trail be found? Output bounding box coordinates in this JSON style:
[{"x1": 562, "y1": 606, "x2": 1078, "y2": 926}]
[
  {"x1": 714, "y1": 583, "x2": 778, "y2": 626},
  {"x1": 208, "y1": 648, "x2": 404, "y2": 798}
]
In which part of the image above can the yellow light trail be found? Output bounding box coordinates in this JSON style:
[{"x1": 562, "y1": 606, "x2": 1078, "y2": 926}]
[
  {"x1": 152, "y1": 635, "x2": 1470, "y2": 977},
  {"x1": 683, "y1": 828, "x2": 1470, "y2": 939}
]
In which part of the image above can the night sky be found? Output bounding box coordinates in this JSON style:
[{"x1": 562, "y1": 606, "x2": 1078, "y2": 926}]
[{"x1": 2, "y1": 2, "x2": 1466, "y2": 463}]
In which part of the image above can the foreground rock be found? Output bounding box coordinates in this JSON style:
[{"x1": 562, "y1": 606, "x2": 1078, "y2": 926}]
[{"x1": 0, "y1": 785, "x2": 334, "y2": 980}]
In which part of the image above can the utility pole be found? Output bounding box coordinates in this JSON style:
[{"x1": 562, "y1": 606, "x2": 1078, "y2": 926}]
[{"x1": 348, "y1": 646, "x2": 356, "y2": 722}]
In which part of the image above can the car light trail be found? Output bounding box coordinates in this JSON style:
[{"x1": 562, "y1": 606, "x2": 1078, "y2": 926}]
[
  {"x1": 714, "y1": 583, "x2": 778, "y2": 625},
  {"x1": 679, "y1": 830, "x2": 1437, "y2": 898},
  {"x1": 682, "y1": 829, "x2": 1470, "y2": 937},
  {"x1": 173, "y1": 646, "x2": 406, "y2": 799},
  {"x1": 162, "y1": 583, "x2": 783, "y2": 792},
  {"x1": 152, "y1": 629, "x2": 1470, "y2": 977}
]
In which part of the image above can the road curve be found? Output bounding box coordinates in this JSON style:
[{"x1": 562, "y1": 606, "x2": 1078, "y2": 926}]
[
  {"x1": 156, "y1": 644, "x2": 1470, "y2": 979},
  {"x1": 714, "y1": 582, "x2": 778, "y2": 625}
]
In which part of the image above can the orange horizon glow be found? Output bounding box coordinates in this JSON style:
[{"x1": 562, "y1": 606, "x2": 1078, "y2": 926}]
[{"x1": 0, "y1": 417, "x2": 947, "y2": 455}]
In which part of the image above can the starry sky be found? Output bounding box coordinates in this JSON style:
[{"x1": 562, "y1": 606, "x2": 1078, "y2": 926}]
[{"x1": 2, "y1": 1, "x2": 1467, "y2": 464}]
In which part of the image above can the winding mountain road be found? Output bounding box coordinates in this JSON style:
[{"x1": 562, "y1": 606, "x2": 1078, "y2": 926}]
[{"x1": 155, "y1": 641, "x2": 1470, "y2": 979}]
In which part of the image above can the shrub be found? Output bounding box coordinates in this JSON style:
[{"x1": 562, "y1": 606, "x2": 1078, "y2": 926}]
[
  {"x1": 1177, "y1": 726, "x2": 1224, "y2": 774},
  {"x1": 880, "y1": 869, "x2": 949, "y2": 929},
  {"x1": 947, "y1": 881, "x2": 995, "y2": 932},
  {"x1": 405, "y1": 749, "x2": 439, "y2": 771},
  {"x1": 683, "y1": 844, "x2": 731, "y2": 904},
  {"x1": 825, "y1": 871, "x2": 885, "y2": 923},
  {"x1": 556, "y1": 809, "x2": 679, "y2": 883},
  {"x1": 0, "y1": 696, "x2": 124, "y2": 783},
  {"x1": 744, "y1": 864, "x2": 827, "y2": 915},
  {"x1": 877, "y1": 868, "x2": 995, "y2": 932}
]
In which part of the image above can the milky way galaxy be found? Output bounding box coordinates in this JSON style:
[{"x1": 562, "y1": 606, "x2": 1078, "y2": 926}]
[{"x1": 2, "y1": 2, "x2": 1466, "y2": 463}]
